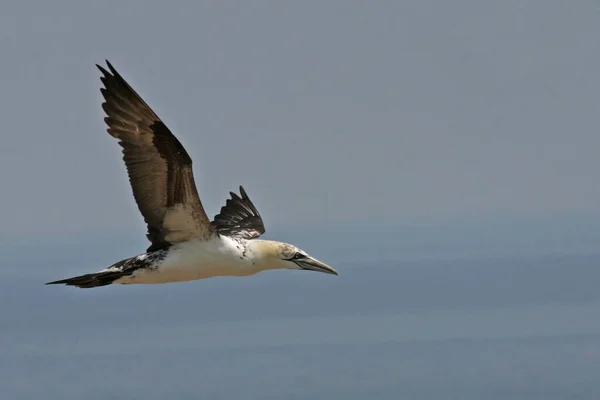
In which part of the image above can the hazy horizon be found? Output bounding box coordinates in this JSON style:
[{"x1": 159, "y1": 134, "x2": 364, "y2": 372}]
[{"x1": 2, "y1": 1, "x2": 600, "y2": 398}]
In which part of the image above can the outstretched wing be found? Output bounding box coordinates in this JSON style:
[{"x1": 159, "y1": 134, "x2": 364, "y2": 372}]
[
  {"x1": 97, "y1": 60, "x2": 216, "y2": 251},
  {"x1": 212, "y1": 186, "x2": 265, "y2": 240}
]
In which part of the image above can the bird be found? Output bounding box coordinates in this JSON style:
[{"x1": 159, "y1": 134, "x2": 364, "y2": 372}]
[{"x1": 46, "y1": 61, "x2": 338, "y2": 289}]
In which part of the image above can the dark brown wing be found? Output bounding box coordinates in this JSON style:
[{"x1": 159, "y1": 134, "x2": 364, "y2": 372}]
[
  {"x1": 97, "y1": 60, "x2": 215, "y2": 251},
  {"x1": 211, "y1": 186, "x2": 265, "y2": 240}
]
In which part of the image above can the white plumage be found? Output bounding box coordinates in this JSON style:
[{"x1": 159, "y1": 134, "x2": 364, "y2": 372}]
[{"x1": 47, "y1": 61, "x2": 337, "y2": 289}]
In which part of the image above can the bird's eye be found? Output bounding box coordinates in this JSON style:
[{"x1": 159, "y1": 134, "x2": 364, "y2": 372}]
[{"x1": 293, "y1": 252, "x2": 304, "y2": 259}]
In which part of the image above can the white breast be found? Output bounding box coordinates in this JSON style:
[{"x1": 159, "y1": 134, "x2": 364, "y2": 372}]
[{"x1": 117, "y1": 236, "x2": 258, "y2": 284}]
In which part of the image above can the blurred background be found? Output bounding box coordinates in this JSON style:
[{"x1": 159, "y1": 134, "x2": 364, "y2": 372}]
[{"x1": 1, "y1": 1, "x2": 600, "y2": 399}]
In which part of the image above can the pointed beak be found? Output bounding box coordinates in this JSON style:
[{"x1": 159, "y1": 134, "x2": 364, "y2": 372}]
[{"x1": 295, "y1": 257, "x2": 339, "y2": 275}]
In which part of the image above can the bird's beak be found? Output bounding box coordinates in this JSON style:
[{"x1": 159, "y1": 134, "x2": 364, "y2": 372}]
[{"x1": 295, "y1": 257, "x2": 339, "y2": 275}]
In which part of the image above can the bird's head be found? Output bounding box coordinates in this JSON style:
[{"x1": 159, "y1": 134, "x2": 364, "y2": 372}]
[{"x1": 248, "y1": 240, "x2": 338, "y2": 276}]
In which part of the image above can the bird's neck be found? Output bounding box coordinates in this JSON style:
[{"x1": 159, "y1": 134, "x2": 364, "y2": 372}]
[
  {"x1": 218, "y1": 237, "x2": 272, "y2": 271},
  {"x1": 243, "y1": 240, "x2": 271, "y2": 269},
  {"x1": 243, "y1": 239, "x2": 295, "y2": 272}
]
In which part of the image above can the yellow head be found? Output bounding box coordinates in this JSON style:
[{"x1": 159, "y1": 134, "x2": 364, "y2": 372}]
[{"x1": 247, "y1": 240, "x2": 338, "y2": 275}]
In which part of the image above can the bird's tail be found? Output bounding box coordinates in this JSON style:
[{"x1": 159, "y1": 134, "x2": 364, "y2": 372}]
[{"x1": 46, "y1": 270, "x2": 127, "y2": 289}]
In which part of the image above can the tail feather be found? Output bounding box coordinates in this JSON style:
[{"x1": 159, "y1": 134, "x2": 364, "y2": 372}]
[{"x1": 46, "y1": 270, "x2": 127, "y2": 289}]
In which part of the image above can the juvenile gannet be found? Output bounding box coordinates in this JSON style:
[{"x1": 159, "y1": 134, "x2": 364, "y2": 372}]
[{"x1": 47, "y1": 61, "x2": 337, "y2": 289}]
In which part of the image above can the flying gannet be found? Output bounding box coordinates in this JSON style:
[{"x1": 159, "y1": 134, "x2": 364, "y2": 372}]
[{"x1": 46, "y1": 61, "x2": 337, "y2": 289}]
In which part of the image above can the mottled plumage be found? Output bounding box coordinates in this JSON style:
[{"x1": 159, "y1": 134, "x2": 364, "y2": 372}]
[{"x1": 46, "y1": 61, "x2": 337, "y2": 289}]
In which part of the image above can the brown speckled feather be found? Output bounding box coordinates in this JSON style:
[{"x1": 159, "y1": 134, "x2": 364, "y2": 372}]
[{"x1": 97, "y1": 60, "x2": 215, "y2": 251}]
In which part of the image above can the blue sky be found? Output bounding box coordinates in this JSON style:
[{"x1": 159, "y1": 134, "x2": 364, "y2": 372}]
[{"x1": 1, "y1": 1, "x2": 599, "y2": 251}]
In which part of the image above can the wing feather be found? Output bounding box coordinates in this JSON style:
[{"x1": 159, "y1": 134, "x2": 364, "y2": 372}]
[
  {"x1": 97, "y1": 61, "x2": 215, "y2": 251},
  {"x1": 212, "y1": 186, "x2": 265, "y2": 240}
]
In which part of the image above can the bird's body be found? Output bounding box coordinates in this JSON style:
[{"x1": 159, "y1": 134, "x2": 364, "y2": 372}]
[
  {"x1": 89, "y1": 237, "x2": 269, "y2": 287},
  {"x1": 47, "y1": 61, "x2": 337, "y2": 289},
  {"x1": 118, "y1": 237, "x2": 256, "y2": 285}
]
